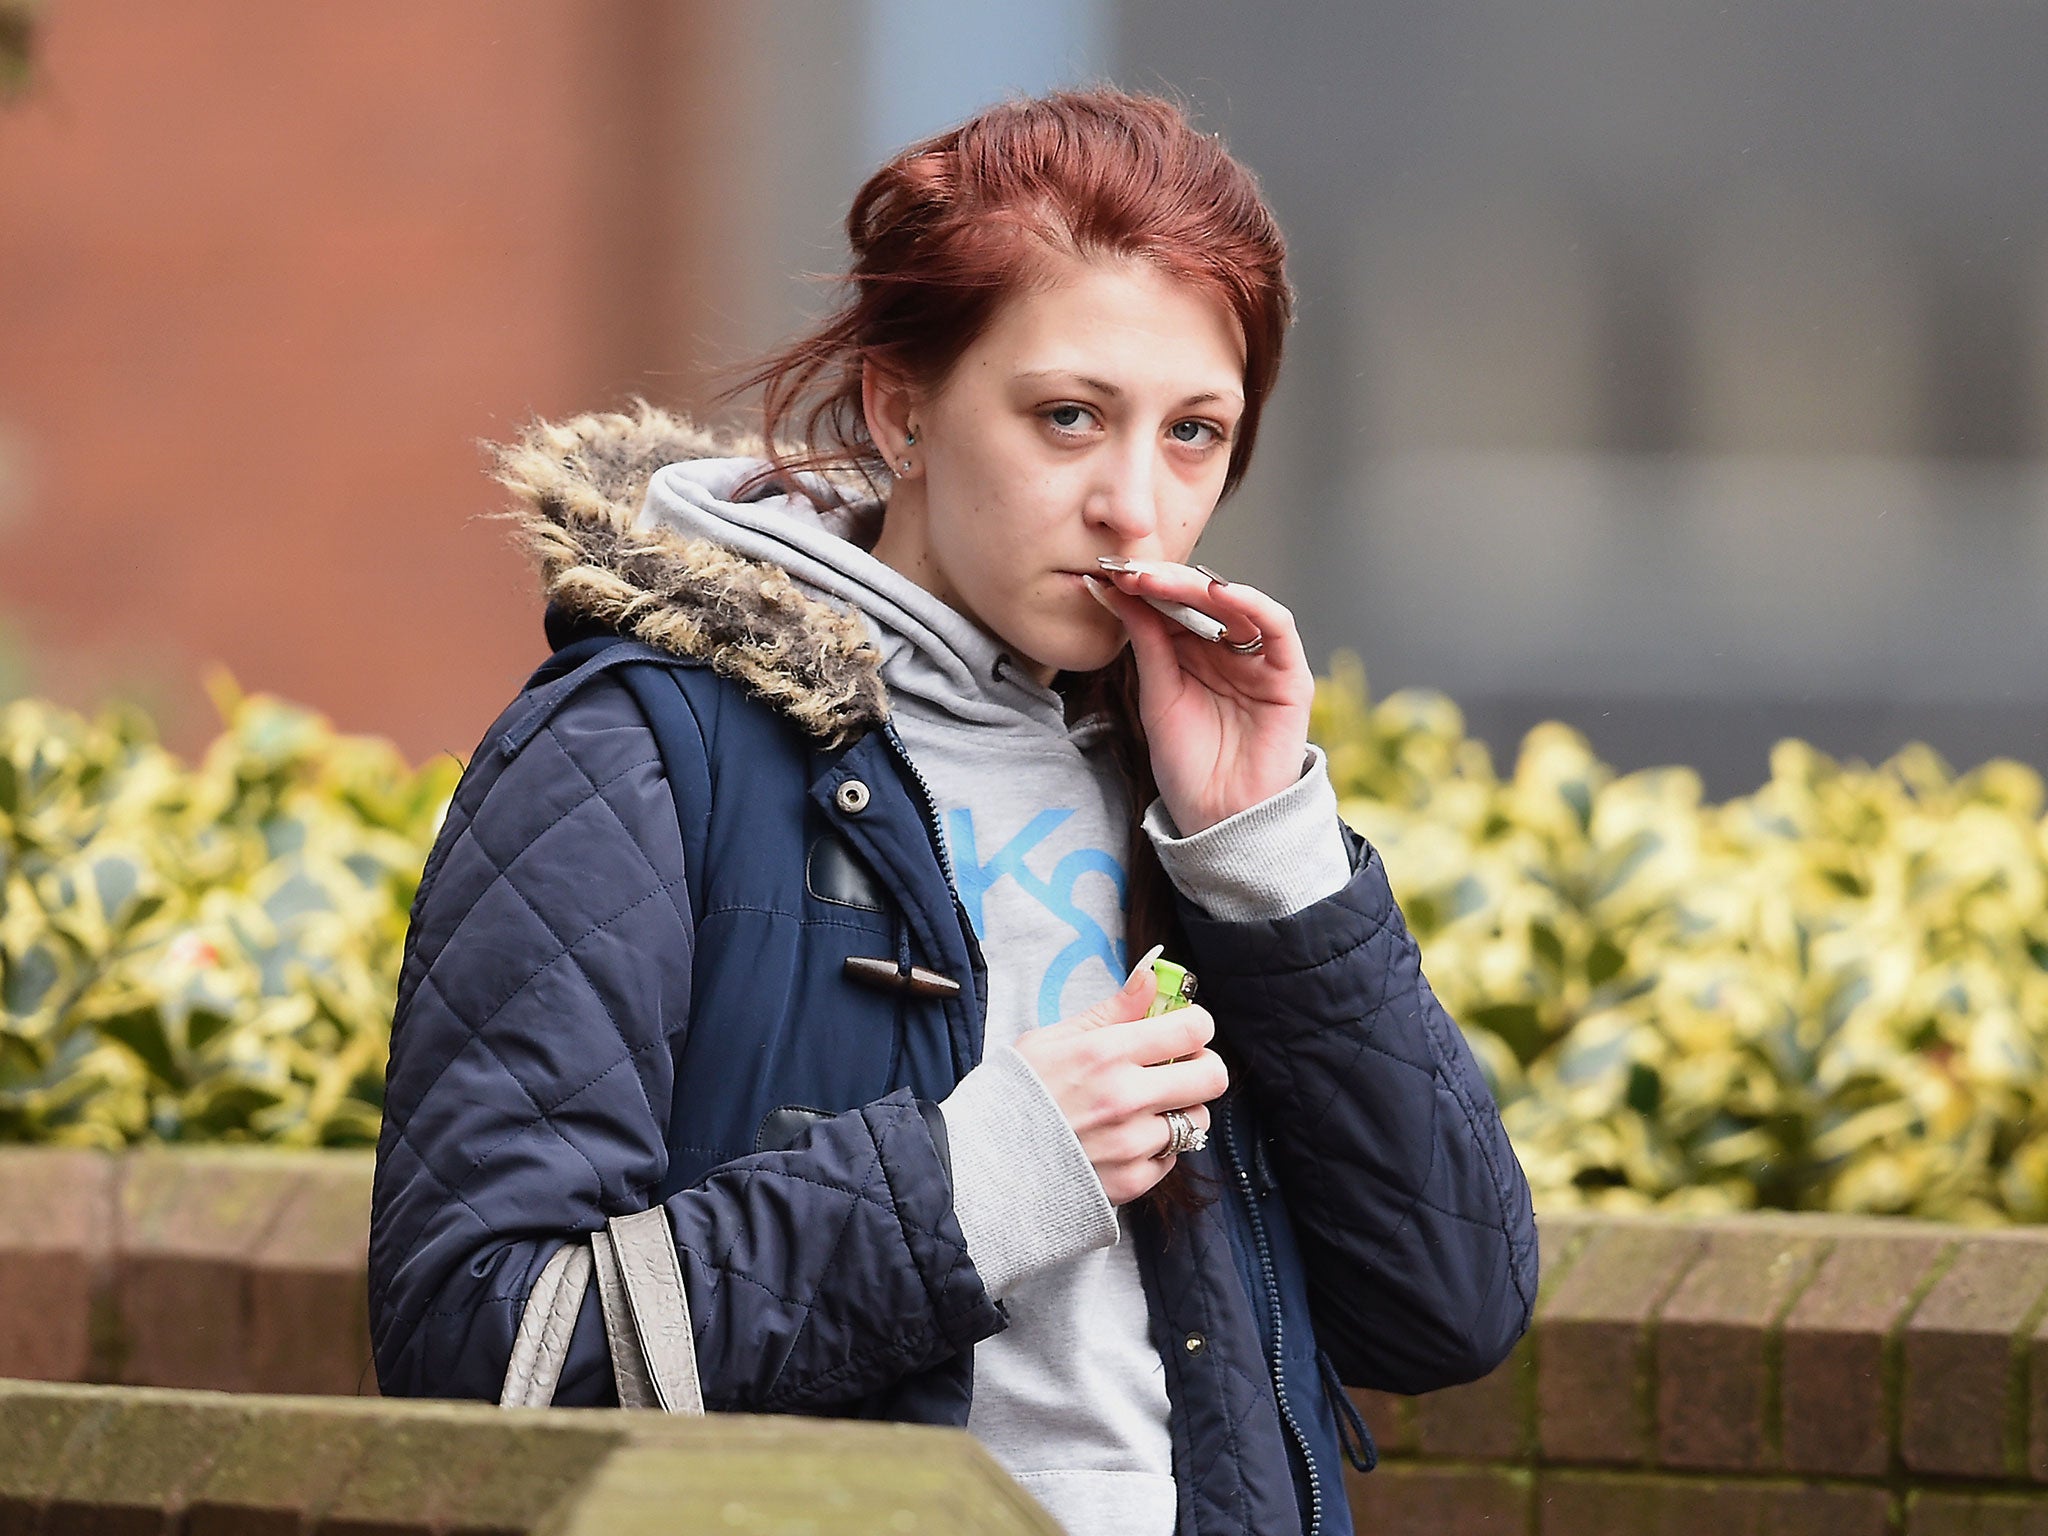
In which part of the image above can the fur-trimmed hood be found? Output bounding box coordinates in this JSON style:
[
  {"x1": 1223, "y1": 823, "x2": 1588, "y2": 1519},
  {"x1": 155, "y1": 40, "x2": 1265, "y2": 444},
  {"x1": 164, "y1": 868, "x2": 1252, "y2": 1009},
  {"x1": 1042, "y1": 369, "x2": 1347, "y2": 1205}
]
[{"x1": 493, "y1": 403, "x2": 891, "y2": 749}]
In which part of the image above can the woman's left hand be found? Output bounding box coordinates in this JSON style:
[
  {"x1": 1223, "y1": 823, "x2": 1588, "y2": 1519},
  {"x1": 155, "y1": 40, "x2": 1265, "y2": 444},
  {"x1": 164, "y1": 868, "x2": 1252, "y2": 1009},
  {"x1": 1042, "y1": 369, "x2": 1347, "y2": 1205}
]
[{"x1": 1085, "y1": 561, "x2": 1316, "y2": 835}]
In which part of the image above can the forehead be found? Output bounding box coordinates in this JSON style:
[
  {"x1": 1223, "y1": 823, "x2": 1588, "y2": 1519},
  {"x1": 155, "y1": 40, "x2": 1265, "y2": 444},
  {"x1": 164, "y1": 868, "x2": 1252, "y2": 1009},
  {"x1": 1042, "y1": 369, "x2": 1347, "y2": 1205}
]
[{"x1": 960, "y1": 253, "x2": 1247, "y2": 401}]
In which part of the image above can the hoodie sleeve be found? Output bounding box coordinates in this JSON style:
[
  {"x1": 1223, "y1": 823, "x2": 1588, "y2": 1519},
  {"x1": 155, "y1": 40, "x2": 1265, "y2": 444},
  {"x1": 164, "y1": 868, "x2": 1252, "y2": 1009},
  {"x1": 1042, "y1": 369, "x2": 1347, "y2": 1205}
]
[
  {"x1": 369, "y1": 674, "x2": 1003, "y2": 1409},
  {"x1": 1141, "y1": 745, "x2": 1353, "y2": 921},
  {"x1": 937, "y1": 1043, "x2": 1120, "y2": 1297}
]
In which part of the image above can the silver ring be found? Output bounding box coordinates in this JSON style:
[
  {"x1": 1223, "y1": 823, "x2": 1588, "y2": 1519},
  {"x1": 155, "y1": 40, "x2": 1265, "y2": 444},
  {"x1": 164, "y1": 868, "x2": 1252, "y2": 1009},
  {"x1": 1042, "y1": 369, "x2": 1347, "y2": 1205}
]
[
  {"x1": 1223, "y1": 630, "x2": 1265, "y2": 656},
  {"x1": 1156, "y1": 1108, "x2": 1207, "y2": 1159}
]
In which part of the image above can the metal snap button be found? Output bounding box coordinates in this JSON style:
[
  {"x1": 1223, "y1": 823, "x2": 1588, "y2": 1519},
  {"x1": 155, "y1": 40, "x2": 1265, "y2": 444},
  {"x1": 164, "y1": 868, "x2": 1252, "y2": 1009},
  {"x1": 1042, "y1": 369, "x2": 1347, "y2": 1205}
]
[
  {"x1": 1183, "y1": 1332, "x2": 1207, "y2": 1356},
  {"x1": 834, "y1": 779, "x2": 872, "y2": 815}
]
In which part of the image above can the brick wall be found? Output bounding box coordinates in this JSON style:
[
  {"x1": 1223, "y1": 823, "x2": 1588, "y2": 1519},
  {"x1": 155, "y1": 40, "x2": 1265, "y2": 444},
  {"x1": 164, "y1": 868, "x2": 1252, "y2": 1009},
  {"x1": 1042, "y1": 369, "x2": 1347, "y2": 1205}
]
[
  {"x1": 9, "y1": 1150, "x2": 2048, "y2": 1532},
  {"x1": 0, "y1": 2, "x2": 755, "y2": 762},
  {"x1": 0, "y1": 1147, "x2": 374, "y2": 1396},
  {"x1": 1352, "y1": 1209, "x2": 2048, "y2": 1534}
]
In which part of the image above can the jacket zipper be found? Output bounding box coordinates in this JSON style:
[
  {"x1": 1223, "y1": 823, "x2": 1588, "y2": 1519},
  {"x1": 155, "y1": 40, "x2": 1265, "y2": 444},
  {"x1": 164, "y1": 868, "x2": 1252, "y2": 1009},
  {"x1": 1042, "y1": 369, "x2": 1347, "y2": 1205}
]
[
  {"x1": 879, "y1": 722, "x2": 987, "y2": 982},
  {"x1": 1223, "y1": 1098, "x2": 1324, "y2": 1536}
]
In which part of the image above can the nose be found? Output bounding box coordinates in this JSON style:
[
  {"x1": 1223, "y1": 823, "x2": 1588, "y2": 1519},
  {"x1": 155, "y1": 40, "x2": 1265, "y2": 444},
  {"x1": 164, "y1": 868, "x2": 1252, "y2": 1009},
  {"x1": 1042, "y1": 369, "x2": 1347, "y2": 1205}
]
[{"x1": 1084, "y1": 434, "x2": 1160, "y2": 543}]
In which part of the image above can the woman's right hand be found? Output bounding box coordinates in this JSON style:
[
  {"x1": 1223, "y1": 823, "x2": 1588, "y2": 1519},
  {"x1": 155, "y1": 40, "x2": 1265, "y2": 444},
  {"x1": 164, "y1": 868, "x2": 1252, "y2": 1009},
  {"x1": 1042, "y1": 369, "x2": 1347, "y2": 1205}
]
[{"x1": 1011, "y1": 956, "x2": 1230, "y2": 1206}]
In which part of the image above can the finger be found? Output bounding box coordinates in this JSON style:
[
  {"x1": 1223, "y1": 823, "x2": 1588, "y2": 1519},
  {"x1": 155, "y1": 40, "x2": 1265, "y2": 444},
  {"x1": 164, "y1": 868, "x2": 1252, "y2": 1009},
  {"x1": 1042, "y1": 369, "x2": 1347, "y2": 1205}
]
[
  {"x1": 1135, "y1": 1053, "x2": 1229, "y2": 1113},
  {"x1": 1120, "y1": 591, "x2": 1199, "y2": 712},
  {"x1": 1095, "y1": 562, "x2": 1233, "y2": 642},
  {"x1": 1067, "y1": 948, "x2": 1161, "y2": 1032},
  {"x1": 1100, "y1": 561, "x2": 1305, "y2": 671},
  {"x1": 1186, "y1": 579, "x2": 1311, "y2": 678},
  {"x1": 1090, "y1": 1006, "x2": 1217, "y2": 1066},
  {"x1": 1086, "y1": 572, "x2": 1189, "y2": 658},
  {"x1": 1148, "y1": 1100, "x2": 1215, "y2": 1161},
  {"x1": 1084, "y1": 572, "x2": 1209, "y2": 720},
  {"x1": 1124, "y1": 942, "x2": 1166, "y2": 988}
]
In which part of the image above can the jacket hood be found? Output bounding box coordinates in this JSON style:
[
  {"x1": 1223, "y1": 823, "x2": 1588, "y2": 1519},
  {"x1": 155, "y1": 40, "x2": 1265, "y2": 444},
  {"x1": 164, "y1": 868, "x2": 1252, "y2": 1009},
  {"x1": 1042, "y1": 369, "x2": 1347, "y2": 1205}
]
[
  {"x1": 640, "y1": 458, "x2": 1078, "y2": 743},
  {"x1": 493, "y1": 403, "x2": 890, "y2": 749}
]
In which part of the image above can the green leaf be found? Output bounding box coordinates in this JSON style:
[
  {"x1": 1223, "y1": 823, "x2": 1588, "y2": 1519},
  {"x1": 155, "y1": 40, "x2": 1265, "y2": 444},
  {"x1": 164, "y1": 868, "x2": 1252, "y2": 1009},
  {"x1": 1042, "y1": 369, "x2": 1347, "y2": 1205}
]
[
  {"x1": 90, "y1": 853, "x2": 142, "y2": 924},
  {"x1": 1468, "y1": 1003, "x2": 1548, "y2": 1065},
  {"x1": 1586, "y1": 937, "x2": 1628, "y2": 988},
  {"x1": 186, "y1": 1006, "x2": 235, "y2": 1054},
  {"x1": 96, "y1": 1004, "x2": 184, "y2": 1090},
  {"x1": 1560, "y1": 778, "x2": 1593, "y2": 834},
  {"x1": 2, "y1": 942, "x2": 60, "y2": 1017},
  {"x1": 1625, "y1": 1061, "x2": 1663, "y2": 1117},
  {"x1": 1591, "y1": 831, "x2": 1660, "y2": 904}
]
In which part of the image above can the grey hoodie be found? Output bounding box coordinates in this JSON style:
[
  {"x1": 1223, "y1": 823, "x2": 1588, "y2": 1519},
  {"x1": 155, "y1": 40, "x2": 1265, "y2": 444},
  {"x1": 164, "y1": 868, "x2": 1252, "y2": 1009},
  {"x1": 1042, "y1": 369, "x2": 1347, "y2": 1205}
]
[{"x1": 640, "y1": 458, "x2": 1351, "y2": 1536}]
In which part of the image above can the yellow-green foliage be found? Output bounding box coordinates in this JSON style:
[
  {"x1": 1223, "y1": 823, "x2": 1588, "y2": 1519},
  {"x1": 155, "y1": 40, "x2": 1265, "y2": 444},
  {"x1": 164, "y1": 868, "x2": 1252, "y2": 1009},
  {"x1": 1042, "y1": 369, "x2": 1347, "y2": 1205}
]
[
  {"x1": 1315, "y1": 656, "x2": 2048, "y2": 1224},
  {"x1": 9, "y1": 667, "x2": 2048, "y2": 1225},
  {"x1": 0, "y1": 680, "x2": 458, "y2": 1146}
]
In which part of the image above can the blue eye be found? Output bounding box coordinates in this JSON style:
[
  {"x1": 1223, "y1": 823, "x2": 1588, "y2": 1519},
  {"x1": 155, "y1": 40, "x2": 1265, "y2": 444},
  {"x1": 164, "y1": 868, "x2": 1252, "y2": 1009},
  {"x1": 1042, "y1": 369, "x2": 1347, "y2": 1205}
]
[
  {"x1": 1170, "y1": 419, "x2": 1221, "y2": 445},
  {"x1": 1047, "y1": 404, "x2": 1090, "y2": 432}
]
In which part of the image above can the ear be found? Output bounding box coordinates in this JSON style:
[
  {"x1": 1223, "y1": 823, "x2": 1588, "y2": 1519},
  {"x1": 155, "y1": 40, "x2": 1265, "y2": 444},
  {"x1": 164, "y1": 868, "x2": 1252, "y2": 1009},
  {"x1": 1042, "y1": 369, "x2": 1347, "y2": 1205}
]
[{"x1": 861, "y1": 360, "x2": 919, "y2": 474}]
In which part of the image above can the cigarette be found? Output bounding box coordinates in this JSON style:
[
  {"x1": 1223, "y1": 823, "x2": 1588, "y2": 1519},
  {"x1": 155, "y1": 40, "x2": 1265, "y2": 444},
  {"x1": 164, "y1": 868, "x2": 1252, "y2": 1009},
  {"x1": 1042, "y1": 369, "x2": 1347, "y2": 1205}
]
[{"x1": 1141, "y1": 594, "x2": 1228, "y2": 643}]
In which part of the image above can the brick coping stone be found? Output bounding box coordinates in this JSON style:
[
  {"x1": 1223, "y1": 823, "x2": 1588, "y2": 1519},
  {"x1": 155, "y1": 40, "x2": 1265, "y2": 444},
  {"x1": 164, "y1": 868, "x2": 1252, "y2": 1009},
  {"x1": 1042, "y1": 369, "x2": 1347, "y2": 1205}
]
[{"x1": 0, "y1": 1379, "x2": 1059, "y2": 1535}]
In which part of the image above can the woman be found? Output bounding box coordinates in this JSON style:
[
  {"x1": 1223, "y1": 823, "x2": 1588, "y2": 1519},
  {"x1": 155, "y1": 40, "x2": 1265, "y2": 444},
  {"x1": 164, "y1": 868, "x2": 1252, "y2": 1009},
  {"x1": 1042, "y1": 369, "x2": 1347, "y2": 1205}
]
[{"x1": 370, "y1": 88, "x2": 1536, "y2": 1536}]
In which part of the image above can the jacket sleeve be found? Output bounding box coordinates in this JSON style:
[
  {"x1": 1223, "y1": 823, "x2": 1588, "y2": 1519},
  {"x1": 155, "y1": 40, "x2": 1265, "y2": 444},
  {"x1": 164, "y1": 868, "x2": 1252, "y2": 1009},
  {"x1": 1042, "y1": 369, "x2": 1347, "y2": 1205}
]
[
  {"x1": 368, "y1": 674, "x2": 1002, "y2": 1409},
  {"x1": 1174, "y1": 824, "x2": 1538, "y2": 1395}
]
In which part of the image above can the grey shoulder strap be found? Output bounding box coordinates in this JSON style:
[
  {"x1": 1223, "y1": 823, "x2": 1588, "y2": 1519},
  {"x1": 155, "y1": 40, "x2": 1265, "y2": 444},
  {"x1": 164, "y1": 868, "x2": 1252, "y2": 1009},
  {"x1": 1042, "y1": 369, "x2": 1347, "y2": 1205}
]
[
  {"x1": 605, "y1": 1207, "x2": 707, "y2": 1415},
  {"x1": 497, "y1": 1211, "x2": 705, "y2": 1414},
  {"x1": 589, "y1": 1226, "x2": 661, "y2": 1409},
  {"x1": 499, "y1": 1242, "x2": 592, "y2": 1409}
]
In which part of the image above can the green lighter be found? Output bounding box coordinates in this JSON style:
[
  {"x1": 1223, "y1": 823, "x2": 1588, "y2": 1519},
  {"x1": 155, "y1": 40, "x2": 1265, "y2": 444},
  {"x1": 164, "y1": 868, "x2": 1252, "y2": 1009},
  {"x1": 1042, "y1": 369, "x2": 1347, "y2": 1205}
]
[{"x1": 1147, "y1": 957, "x2": 1198, "y2": 1017}]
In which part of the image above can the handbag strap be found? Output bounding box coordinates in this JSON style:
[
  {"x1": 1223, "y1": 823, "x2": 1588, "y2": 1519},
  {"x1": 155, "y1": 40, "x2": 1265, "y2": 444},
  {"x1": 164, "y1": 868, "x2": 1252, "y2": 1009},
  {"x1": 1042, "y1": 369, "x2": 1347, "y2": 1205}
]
[
  {"x1": 605, "y1": 1207, "x2": 707, "y2": 1414},
  {"x1": 589, "y1": 1227, "x2": 661, "y2": 1409},
  {"x1": 497, "y1": 1209, "x2": 706, "y2": 1413},
  {"x1": 498, "y1": 1242, "x2": 592, "y2": 1409}
]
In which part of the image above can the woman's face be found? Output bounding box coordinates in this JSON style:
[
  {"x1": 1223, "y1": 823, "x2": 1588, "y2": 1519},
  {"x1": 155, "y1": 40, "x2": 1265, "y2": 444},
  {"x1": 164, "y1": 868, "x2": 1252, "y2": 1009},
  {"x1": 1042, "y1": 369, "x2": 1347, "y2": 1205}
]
[{"x1": 867, "y1": 253, "x2": 1248, "y2": 685}]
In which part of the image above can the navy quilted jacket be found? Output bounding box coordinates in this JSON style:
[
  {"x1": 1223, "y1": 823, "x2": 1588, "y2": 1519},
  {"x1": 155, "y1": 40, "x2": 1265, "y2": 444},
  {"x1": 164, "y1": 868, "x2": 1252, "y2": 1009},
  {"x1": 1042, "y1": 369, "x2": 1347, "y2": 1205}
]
[{"x1": 370, "y1": 411, "x2": 1538, "y2": 1536}]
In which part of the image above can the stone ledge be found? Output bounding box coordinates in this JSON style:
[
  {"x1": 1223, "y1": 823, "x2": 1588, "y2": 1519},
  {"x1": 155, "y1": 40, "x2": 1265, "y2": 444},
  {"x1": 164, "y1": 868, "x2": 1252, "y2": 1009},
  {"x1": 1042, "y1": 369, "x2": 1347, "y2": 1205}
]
[{"x1": 0, "y1": 1380, "x2": 1058, "y2": 1535}]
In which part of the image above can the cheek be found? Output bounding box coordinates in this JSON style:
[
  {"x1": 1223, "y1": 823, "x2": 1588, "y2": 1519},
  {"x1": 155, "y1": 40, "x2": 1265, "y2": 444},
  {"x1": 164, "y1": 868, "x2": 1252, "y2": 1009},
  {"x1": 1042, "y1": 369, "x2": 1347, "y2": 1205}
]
[
  {"x1": 1166, "y1": 502, "x2": 1217, "y2": 560},
  {"x1": 926, "y1": 495, "x2": 1027, "y2": 603}
]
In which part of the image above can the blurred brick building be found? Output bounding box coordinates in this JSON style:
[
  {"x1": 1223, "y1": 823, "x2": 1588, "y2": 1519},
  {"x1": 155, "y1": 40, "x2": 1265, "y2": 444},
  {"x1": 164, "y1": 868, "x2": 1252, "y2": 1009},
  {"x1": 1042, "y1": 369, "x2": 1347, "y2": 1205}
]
[
  {"x1": 7, "y1": 1, "x2": 2044, "y2": 788},
  {"x1": 0, "y1": 1, "x2": 779, "y2": 761}
]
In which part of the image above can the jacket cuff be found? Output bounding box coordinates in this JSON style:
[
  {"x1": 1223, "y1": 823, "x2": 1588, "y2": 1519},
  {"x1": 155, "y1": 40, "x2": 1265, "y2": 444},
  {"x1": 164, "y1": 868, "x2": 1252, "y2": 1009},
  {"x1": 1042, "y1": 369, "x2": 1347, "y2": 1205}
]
[
  {"x1": 937, "y1": 1045, "x2": 1118, "y2": 1298},
  {"x1": 1142, "y1": 744, "x2": 1354, "y2": 921}
]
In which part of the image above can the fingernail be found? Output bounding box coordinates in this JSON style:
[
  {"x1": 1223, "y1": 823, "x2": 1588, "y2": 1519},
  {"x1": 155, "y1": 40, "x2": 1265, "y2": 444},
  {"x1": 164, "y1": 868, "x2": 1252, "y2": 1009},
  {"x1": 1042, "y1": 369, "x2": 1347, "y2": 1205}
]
[
  {"x1": 1124, "y1": 943, "x2": 1165, "y2": 988},
  {"x1": 1081, "y1": 573, "x2": 1117, "y2": 609},
  {"x1": 1194, "y1": 563, "x2": 1230, "y2": 587},
  {"x1": 1095, "y1": 556, "x2": 1136, "y2": 573},
  {"x1": 1123, "y1": 559, "x2": 1176, "y2": 577}
]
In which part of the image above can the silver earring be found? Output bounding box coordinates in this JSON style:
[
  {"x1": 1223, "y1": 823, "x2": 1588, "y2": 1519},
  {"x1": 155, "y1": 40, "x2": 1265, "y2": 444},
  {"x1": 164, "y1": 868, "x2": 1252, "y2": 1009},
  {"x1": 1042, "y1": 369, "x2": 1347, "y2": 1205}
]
[
  {"x1": 900, "y1": 458, "x2": 913, "y2": 473},
  {"x1": 904, "y1": 428, "x2": 917, "y2": 445}
]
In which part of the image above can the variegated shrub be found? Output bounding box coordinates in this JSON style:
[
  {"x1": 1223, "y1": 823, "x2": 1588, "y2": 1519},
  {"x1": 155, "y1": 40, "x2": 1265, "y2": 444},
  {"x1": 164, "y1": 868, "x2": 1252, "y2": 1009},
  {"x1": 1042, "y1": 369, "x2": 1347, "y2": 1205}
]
[
  {"x1": 0, "y1": 679, "x2": 457, "y2": 1145},
  {"x1": 6, "y1": 666, "x2": 2047, "y2": 1224},
  {"x1": 1317, "y1": 657, "x2": 2048, "y2": 1223}
]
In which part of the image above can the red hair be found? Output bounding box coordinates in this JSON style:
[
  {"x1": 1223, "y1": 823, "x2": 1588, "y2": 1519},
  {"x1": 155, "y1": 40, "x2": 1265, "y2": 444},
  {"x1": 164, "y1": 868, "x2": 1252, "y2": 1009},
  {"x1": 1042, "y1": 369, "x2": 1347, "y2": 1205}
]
[{"x1": 728, "y1": 86, "x2": 1292, "y2": 500}]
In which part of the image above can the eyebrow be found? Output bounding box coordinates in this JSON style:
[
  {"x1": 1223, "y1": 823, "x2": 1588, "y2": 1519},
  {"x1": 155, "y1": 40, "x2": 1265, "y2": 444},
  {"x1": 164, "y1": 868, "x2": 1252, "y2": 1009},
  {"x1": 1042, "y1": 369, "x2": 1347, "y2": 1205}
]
[{"x1": 1014, "y1": 369, "x2": 1243, "y2": 410}]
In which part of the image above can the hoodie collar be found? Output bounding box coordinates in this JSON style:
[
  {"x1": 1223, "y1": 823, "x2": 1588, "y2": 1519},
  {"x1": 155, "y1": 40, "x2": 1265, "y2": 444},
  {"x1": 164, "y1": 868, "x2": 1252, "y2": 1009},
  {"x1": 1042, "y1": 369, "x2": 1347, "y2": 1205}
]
[{"x1": 638, "y1": 457, "x2": 1071, "y2": 737}]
